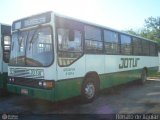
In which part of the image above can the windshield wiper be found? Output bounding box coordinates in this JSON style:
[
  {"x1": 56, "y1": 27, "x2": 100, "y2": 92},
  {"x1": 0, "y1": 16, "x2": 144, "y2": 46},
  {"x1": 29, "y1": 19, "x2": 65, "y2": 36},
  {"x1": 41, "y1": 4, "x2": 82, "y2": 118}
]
[
  {"x1": 29, "y1": 26, "x2": 41, "y2": 50},
  {"x1": 16, "y1": 30, "x2": 22, "y2": 52}
]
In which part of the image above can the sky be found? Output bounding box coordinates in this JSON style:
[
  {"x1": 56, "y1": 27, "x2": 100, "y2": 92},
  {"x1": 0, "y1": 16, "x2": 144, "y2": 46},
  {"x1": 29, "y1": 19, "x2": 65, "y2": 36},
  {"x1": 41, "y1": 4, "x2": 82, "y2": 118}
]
[{"x1": 0, "y1": 0, "x2": 160, "y2": 31}]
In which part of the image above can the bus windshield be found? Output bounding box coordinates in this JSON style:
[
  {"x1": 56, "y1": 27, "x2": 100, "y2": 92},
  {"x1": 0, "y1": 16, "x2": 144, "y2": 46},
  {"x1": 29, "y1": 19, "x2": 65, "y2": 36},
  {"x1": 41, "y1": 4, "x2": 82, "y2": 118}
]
[{"x1": 9, "y1": 26, "x2": 53, "y2": 67}]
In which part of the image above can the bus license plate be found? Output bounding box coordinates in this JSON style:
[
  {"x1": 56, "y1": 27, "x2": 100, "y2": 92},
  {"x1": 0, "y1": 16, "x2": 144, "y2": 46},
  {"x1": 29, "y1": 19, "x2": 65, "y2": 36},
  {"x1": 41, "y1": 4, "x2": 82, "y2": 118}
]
[{"x1": 21, "y1": 89, "x2": 28, "y2": 95}]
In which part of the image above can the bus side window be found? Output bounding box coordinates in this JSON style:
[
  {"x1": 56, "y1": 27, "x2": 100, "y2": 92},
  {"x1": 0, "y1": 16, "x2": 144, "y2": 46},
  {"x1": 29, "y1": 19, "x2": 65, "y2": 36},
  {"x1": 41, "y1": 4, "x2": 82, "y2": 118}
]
[
  {"x1": 57, "y1": 28, "x2": 83, "y2": 66},
  {"x1": 120, "y1": 35, "x2": 132, "y2": 55},
  {"x1": 142, "y1": 40, "x2": 149, "y2": 56},
  {"x1": 150, "y1": 42, "x2": 157, "y2": 56},
  {"x1": 104, "y1": 30, "x2": 119, "y2": 54},
  {"x1": 84, "y1": 25, "x2": 103, "y2": 54},
  {"x1": 133, "y1": 37, "x2": 142, "y2": 56},
  {"x1": 3, "y1": 35, "x2": 11, "y2": 63}
]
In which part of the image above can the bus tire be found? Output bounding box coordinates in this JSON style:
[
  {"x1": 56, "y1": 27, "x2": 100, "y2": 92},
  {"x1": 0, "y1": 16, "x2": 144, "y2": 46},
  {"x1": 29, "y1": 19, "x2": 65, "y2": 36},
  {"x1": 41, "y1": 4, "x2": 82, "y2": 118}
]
[
  {"x1": 81, "y1": 77, "x2": 99, "y2": 103},
  {"x1": 140, "y1": 69, "x2": 147, "y2": 84}
]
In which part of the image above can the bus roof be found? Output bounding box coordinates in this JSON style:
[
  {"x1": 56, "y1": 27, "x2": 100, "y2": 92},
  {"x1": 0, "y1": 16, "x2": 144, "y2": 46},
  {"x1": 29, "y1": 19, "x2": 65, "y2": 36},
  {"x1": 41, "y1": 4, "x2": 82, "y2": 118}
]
[
  {"x1": 12, "y1": 11, "x2": 157, "y2": 43},
  {"x1": 54, "y1": 12, "x2": 157, "y2": 43},
  {"x1": 0, "y1": 23, "x2": 11, "y2": 35},
  {"x1": 0, "y1": 23, "x2": 11, "y2": 28}
]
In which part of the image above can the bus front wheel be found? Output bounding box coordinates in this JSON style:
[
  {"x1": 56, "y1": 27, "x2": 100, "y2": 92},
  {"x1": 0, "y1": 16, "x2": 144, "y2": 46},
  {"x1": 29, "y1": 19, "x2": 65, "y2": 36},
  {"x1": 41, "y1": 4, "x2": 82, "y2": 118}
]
[{"x1": 81, "y1": 78, "x2": 98, "y2": 103}]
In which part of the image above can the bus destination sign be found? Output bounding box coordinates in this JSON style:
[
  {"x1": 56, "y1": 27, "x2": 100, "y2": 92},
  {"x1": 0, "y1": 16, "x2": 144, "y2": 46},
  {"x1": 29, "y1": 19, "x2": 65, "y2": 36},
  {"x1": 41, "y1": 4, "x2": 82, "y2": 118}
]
[{"x1": 12, "y1": 11, "x2": 51, "y2": 30}]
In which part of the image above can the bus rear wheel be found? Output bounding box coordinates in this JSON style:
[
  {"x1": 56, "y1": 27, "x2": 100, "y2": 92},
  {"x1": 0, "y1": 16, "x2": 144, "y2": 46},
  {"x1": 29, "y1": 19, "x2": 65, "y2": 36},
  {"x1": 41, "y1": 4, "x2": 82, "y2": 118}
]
[
  {"x1": 141, "y1": 69, "x2": 147, "y2": 84},
  {"x1": 81, "y1": 78, "x2": 98, "y2": 103}
]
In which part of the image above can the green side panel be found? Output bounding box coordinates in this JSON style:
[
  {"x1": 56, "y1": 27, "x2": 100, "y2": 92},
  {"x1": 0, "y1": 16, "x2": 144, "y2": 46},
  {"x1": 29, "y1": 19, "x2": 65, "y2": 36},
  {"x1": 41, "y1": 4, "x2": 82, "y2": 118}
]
[
  {"x1": 100, "y1": 67, "x2": 158, "y2": 89},
  {"x1": 7, "y1": 84, "x2": 54, "y2": 101},
  {"x1": 54, "y1": 78, "x2": 83, "y2": 101},
  {"x1": 0, "y1": 73, "x2": 8, "y2": 89},
  {"x1": 100, "y1": 69, "x2": 142, "y2": 89}
]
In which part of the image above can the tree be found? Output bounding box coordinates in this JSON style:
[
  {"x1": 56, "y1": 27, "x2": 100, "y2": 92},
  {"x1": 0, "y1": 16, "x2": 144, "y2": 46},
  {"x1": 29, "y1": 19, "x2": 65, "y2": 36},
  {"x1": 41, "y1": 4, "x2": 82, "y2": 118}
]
[
  {"x1": 124, "y1": 16, "x2": 160, "y2": 50},
  {"x1": 140, "y1": 16, "x2": 160, "y2": 42},
  {"x1": 123, "y1": 29, "x2": 138, "y2": 36},
  {"x1": 140, "y1": 17, "x2": 160, "y2": 50},
  {"x1": 145, "y1": 17, "x2": 160, "y2": 33}
]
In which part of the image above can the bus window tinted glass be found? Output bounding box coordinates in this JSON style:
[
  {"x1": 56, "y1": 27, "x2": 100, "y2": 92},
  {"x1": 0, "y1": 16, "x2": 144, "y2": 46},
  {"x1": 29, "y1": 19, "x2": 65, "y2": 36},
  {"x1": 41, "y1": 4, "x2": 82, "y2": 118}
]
[
  {"x1": 120, "y1": 35, "x2": 132, "y2": 55},
  {"x1": 10, "y1": 26, "x2": 53, "y2": 67},
  {"x1": 85, "y1": 25, "x2": 103, "y2": 53},
  {"x1": 57, "y1": 28, "x2": 83, "y2": 66},
  {"x1": 133, "y1": 37, "x2": 142, "y2": 55},
  {"x1": 58, "y1": 28, "x2": 82, "y2": 52},
  {"x1": 85, "y1": 26, "x2": 101, "y2": 41},
  {"x1": 104, "y1": 30, "x2": 119, "y2": 54},
  {"x1": 3, "y1": 36, "x2": 11, "y2": 62},
  {"x1": 142, "y1": 40, "x2": 149, "y2": 55}
]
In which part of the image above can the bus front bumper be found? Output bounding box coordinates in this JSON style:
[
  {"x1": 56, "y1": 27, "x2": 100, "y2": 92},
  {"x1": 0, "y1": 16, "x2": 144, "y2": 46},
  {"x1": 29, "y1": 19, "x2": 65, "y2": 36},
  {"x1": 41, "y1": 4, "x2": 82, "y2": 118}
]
[{"x1": 7, "y1": 84, "x2": 54, "y2": 101}]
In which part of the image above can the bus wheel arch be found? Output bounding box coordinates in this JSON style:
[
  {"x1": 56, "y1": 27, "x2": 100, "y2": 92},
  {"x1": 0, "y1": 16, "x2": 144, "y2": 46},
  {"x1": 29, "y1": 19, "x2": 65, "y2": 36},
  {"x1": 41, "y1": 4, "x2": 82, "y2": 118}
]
[{"x1": 81, "y1": 72, "x2": 100, "y2": 103}]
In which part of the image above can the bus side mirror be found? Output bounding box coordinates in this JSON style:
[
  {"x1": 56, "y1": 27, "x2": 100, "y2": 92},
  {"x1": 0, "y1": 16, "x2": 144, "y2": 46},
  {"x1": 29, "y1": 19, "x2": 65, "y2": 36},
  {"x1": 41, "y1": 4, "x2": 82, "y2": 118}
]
[{"x1": 69, "y1": 30, "x2": 74, "y2": 41}]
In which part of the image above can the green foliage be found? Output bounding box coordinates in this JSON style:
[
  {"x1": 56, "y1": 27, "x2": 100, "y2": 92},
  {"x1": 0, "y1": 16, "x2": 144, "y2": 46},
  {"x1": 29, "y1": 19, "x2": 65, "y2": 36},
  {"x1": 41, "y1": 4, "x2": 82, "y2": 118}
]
[
  {"x1": 141, "y1": 17, "x2": 160, "y2": 50},
  {"x1": 141, "y1": 16, "x2": 160, "y2": 42},
  {"x1": 145, "y1": 17, "x2": 160, "y2": 32},
  {"x1": 125, "y1": 16, "x2": 160, "y2": 49},
  {"x1": 123, "y1": 29, "x2": 139, "y2": 36}
]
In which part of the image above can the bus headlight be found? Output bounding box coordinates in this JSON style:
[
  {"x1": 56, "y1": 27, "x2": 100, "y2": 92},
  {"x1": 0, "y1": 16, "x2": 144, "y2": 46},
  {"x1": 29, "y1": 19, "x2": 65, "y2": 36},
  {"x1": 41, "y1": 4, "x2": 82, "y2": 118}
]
[
  {"x1": 9, "y1": 78, "x2": 12, "y2": 82},
  {"x1": 43, "y1": 82, "x2": 47, "y2": 87},
  {"x1": 8, "y1": 77, "x2": 15, "y2": 82},
  {"x1": 12, "y1": 78, "x2": 15, "y2": 82},
  {"x1": 38, "y1": 81, "x2": 54, "y2": 89},
  {"x1": 38, "y1": 81, "x2": 43, "y2": 86}
]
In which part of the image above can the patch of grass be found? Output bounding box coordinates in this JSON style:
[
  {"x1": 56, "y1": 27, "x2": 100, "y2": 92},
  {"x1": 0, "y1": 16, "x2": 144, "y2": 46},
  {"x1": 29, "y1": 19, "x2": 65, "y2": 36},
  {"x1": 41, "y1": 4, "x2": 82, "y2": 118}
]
[{"x1": 148, "y1": 72, "x2": 160, "y2": 80}]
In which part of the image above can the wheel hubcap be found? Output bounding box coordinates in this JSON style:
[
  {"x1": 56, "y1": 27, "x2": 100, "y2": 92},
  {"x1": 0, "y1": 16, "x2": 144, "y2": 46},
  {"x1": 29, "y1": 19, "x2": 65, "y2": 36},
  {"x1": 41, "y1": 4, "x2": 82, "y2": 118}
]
[{"x1": 84, "y1": 82, "x2": 95, "y2": 99}]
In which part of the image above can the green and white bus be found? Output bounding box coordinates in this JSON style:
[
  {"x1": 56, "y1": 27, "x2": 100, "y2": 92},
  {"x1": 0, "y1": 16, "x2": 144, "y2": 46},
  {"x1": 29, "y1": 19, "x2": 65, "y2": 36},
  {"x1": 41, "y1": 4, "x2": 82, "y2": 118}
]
[
  {"x1": 0, "y1": 24, "x2": 11, "y2": 95},
  {"x1": 7, "y1": 11, "x2": 158, "y2": 102}
]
